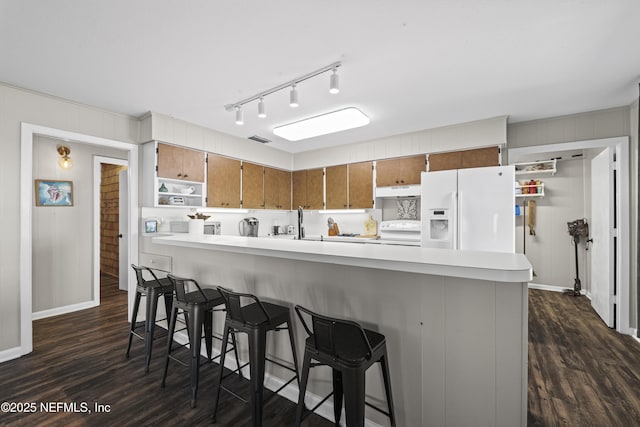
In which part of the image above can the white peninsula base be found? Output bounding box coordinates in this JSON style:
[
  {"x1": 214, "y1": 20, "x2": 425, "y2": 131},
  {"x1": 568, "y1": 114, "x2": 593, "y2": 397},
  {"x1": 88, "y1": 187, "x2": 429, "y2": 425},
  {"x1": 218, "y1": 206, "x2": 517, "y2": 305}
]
[{"x1": 148, "y1": 235, "x2": 531, "y2": 427}]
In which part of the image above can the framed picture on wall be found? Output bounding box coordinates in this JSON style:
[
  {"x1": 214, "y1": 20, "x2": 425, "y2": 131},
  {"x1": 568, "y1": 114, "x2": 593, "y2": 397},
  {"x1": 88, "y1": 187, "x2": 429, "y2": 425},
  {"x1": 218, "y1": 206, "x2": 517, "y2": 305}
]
[{"x1": 35, "y1": 179, "x2": 74, "y2": 206}]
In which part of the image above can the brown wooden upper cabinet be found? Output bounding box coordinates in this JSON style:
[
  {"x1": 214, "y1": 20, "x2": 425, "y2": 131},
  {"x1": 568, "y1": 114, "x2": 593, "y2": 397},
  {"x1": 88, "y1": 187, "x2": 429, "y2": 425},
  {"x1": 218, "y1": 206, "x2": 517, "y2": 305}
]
[
  {"x1": 428, "y1": 146, "x2": 500, "y2": 172},
  {"x1": 207, "y1": 153, "x2": 241, "y2": 208},
  {"x1": 157, "y1": 142, "x2": 205, "y2": 182},
  {"x1": 348, "y1": 161, "x2": 374, "y2": 209},
  {"x1": 241, "y1": 161, "x2": 264, "y2": 209},
  {"x1": 264, "y1": 167, "x2": 291, "y2": 210},
  {"x1": 292, "y1": 169, "x2": 324, "y2": 210},
  {"x1": 325, "y1": 162, "x2": 373, "y2": 209},
  {"x1": 376, "y1": 155, "x2": 426, "y2": 187},
  {"x1": 325, "y1": 165, "x2": 348, "y2": 209}
]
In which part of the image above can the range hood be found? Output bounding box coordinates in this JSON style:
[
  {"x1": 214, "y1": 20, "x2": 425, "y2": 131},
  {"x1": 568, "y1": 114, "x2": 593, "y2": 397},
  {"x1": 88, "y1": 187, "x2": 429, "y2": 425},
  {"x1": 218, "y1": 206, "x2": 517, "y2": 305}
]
[{"x1": 375, "y1": 184, "x2": 421, "y2": 198}]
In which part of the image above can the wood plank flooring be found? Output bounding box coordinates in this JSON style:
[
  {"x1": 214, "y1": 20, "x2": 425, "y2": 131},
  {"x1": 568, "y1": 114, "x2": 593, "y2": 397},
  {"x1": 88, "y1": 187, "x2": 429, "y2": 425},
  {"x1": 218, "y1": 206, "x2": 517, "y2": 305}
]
[
  {"x1": 3, "y1": 280, "x2": 640, "y2": 426},
  {"x1": 528, "y1": 289, "x2": 640, "y2": 426},
  {"x1": 0, "y1": 275, "x2": 332, "y2": 427}
]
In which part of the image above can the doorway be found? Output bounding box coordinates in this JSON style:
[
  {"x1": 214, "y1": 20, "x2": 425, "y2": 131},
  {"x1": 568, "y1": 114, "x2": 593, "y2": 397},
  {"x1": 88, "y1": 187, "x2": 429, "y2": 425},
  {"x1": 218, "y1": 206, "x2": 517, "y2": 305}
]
[
  {"x1": 509, "y1": 136, "x2": 630, "y2": 334},
  {"x1": 19, "y1": 123, "x2": 139, "y2": 356},
  {"x1": 95, "y1": 157, "x2": 129, "y2": 299}
]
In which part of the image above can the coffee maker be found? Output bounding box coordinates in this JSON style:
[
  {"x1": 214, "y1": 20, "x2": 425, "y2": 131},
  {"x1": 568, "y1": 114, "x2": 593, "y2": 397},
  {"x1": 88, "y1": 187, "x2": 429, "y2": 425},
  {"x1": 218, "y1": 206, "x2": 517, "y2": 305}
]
[{"x1": 239, "y1": 217, "x2": 259, "y2": 237}]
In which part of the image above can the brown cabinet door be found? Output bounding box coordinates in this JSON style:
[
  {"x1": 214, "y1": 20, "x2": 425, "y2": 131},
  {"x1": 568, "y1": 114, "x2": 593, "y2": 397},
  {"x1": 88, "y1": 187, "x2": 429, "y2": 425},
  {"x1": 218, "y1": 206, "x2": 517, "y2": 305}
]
[
  {"x1": 348, "y1": 161, "x2": 373, "y2": 209},
  {"x1": 157, "y1": 143, "x2": 184, "y2": 180},
  {"x1": 306, "y1": 168, "x2": 324, "y2": 210},
  {"x1": 376, "y1": 155, "x2": 426, "y2": 186},
  {"x1": 325, "y1": 165, "x2": 348, "y2": 209},
  {"x1": 460, "y1": 146, "x2": 499, "y2": 169},
  {"x1": 429, "y1": 146, "x2": 499, "y2": 172},
  {"x1": 157, "y1": 143, "x2": 205, "y2": 182},
  {"x1": 207, "y1": 154, "x2": 240, "y2": 208},
  {"x1": 264, "y1": 167, "x2": 291, "y2": 210},
  {"x1": 292, "y1": 170, "x2": 307, "y2": 209},
  {"x1": 180, "y1": 147, "x2": 205, "y2": 182},
  {"x1": 242, "y1": 162, "x2": 264, "y2": 209}
]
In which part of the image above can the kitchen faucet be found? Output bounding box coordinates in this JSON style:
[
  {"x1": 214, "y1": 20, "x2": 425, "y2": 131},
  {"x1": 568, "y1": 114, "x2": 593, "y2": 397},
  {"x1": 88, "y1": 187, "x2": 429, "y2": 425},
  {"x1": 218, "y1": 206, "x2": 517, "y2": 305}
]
[{"x1": 297, "y1": 206, "x2": 305, "y2": 240}]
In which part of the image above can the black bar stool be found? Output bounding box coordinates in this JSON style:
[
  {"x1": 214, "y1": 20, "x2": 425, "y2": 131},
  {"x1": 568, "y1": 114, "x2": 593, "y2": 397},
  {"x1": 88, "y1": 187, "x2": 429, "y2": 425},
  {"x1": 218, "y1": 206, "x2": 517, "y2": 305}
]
[
  {"x1": 126, "y1": 264, "x2": 174, "y2": 373},
  {"x1": 161, "y1": 275, "x2": 241, "y2": 408},
  {"x1": 294, "y1": 306, "x2": 396, "y2": 427},
  {"x1": 212, "y1": 287, "x2": 301, "y2": 427}
]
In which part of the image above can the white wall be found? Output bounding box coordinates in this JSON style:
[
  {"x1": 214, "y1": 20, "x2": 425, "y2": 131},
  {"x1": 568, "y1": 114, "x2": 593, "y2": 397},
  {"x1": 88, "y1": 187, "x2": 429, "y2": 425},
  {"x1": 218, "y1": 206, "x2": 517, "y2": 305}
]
[
  {"x1": 32, "y1": 136, "x2": 127, "y2": 312},
  {"x1": 0, "y1": 82, "x2": 139, "y2": 353}
]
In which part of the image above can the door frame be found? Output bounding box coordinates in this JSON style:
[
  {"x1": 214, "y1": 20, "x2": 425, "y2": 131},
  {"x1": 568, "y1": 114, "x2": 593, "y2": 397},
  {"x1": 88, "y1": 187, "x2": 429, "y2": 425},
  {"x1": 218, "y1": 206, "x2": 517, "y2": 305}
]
[
  {"x1": 93, "y1": 156, "x2": 129, "y2": 303},
  {"x1": 20, "y1": 123, "x2": 139, "y2": 356},
  {"x1": 509, "y1": 136, "x2": 630, "y2": 334}
]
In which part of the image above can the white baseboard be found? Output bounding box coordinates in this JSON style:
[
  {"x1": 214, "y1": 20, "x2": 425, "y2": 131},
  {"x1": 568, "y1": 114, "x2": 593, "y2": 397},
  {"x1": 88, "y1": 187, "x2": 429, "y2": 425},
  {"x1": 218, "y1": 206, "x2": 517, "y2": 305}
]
[
  {"x1": 170, "y1": 329, "x2": 384, "y2": 427},
  {"x1": 527, "y1": 282, "x2": 586, "y2": 295},
  {"x1": 32, "y1": 300, "x2": 99, "y2": 320},
  {"x1": 0, "y1": 346, "x2": 23, "y2": 363}
]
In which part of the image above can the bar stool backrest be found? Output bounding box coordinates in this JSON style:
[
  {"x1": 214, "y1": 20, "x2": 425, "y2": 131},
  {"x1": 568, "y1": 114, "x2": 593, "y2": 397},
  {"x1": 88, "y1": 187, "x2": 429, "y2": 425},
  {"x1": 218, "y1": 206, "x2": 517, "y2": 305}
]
[
  {"x1": 131, "y1": 264, "x2": 162, "y2": 286},
  {"x1": 167, "y1": 274, "x2": 209, "y2": 303},
  {"x1": 217, "y1": 286, "x2": 271, "y2": 324},
  {"x1": 295, "y1": 305, "x2": 374, "y2": 363}
]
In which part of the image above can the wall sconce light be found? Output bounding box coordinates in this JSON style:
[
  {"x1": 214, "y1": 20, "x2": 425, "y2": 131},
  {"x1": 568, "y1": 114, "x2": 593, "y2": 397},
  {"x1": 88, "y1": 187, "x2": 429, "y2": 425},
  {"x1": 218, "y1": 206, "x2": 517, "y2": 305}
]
[{"x1": 57, "y1": 144, "x2": 73, "y2": 169}]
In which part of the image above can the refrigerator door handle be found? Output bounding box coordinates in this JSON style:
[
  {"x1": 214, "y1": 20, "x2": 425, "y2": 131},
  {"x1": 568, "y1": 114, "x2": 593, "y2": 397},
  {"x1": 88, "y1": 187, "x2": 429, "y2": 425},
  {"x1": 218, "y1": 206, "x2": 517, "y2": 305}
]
[{"x1": 452, "y1": 191, "x2": 458, "y2": 250}]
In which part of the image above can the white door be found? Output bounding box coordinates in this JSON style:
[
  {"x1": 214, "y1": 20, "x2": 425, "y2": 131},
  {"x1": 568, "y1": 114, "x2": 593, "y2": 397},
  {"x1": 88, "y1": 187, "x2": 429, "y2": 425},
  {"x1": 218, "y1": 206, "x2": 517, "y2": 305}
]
[
  {"x1": 119, "y1": 169, "x2": 129, "y2": 291},
  {"x1": 590, "y1": 148, "x2": 615, "y2": 327},
  {"x1": 458, "y1": 166, "x2": 516, "y2": 253}
]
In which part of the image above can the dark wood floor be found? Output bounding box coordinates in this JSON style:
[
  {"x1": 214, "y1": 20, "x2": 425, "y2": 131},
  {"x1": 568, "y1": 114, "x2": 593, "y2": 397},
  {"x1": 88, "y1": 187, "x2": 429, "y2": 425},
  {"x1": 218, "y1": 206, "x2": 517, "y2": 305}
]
[
  {"x1": 3, "y1": 280, "x2": 640, "y2": 426},
  {"x1": 528, "y1": 289, "x2": 640, "y2": 426},
  {"x1": 0, "y1": 275, "x2": 333, "y2": 427}
]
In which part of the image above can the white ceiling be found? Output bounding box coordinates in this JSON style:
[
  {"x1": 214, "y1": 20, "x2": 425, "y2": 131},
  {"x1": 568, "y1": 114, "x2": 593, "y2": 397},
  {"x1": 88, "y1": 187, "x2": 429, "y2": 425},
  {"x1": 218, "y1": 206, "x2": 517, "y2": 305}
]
[{"x1": 1, "y1": 1, "x2": 638, "y2": 153}]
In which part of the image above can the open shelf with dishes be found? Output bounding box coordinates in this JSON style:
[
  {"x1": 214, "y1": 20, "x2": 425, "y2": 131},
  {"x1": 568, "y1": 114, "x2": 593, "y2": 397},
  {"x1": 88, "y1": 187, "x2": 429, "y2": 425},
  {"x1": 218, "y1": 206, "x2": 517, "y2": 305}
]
[{"x1": 156, "y1": 178, "x2": 205, "y2": 207}]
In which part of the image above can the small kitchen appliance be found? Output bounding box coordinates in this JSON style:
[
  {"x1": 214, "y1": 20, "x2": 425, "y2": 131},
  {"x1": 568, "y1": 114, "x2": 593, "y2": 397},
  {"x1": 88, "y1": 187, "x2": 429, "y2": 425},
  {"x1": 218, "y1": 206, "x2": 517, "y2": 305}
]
[{"x1": 239, "y1": 217, "x2": 259, "y2": 237}]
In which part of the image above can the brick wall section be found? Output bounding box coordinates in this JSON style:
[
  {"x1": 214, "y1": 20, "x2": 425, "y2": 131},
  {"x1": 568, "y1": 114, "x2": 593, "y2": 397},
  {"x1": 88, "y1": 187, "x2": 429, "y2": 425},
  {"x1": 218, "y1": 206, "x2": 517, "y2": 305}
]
[{"x1": 100, "y1": 164, "x2": 127, "y2": 277}]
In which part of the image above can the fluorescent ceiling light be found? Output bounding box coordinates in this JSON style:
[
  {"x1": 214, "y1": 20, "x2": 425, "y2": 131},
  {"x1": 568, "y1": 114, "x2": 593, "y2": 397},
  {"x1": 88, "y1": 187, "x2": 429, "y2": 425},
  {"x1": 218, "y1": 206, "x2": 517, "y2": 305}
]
[{"x1": 273, "y1": 107, "x2": 369, "y2": 141}]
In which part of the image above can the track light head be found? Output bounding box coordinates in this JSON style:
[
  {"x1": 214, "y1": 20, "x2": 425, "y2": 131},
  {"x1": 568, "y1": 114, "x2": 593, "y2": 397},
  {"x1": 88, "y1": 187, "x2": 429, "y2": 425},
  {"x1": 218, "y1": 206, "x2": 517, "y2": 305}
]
[
  {"x1": 329, "y1": 68, "x2": 340, "y2": 94},
  {"x1": 257, "y1": 98, "x2": 266, "y2": 118},
  {"x1": 235, "y1": 106, "x2": 244, "y2": 125},
  {"x1": 289, "y1": 84, "x2": 299, "y2": 108}
]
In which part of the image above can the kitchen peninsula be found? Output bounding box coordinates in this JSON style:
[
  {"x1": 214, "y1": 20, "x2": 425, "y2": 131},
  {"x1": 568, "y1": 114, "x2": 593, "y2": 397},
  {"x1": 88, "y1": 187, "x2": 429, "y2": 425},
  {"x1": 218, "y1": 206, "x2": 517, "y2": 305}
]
[{"x1": 150, "y1": 234, "x2": 531, "y2": 427}]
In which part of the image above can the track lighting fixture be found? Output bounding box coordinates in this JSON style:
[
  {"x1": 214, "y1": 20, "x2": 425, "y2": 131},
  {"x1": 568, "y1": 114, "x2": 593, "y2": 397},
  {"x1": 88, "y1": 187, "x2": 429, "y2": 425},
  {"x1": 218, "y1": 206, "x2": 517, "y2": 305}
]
[
  {"x1": 329, "y1": 68, "x2": 340, "y2": 94},
  {"x1": 224, "y1": 61, "x2": 341, "y2": 123},
  {"x1": 289, "y1": 84, "x2": 299, "y2": 108},
  {"x1": 257, "y1": 97, "x2": 266, "y2": 118}
]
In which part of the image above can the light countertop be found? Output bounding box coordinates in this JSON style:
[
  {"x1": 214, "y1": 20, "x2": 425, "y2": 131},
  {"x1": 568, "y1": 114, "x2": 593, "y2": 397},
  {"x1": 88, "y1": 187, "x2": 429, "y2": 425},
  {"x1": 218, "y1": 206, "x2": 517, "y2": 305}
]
[{"x1": 152, "y1": 234, "x2": 532, "y2": 283}]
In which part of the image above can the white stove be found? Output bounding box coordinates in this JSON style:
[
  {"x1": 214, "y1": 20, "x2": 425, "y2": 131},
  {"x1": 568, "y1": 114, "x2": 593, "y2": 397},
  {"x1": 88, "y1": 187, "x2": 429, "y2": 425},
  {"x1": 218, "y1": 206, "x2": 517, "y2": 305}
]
[{"x1": 377, "y1": 220, "x2": 421, "y2": 246}]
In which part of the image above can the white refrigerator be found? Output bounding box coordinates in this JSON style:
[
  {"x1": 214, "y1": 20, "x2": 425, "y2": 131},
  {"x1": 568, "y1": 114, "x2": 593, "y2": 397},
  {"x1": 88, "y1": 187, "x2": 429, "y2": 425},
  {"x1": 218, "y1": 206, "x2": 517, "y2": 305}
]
[{"x1": 421, "y1": 165, "x2": 515, "y2": 252}]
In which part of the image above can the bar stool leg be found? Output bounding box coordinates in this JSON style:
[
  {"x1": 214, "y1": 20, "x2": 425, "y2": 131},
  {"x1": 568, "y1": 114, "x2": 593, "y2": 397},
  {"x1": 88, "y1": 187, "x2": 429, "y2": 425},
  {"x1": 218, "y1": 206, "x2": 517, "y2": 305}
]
[
  {"x1": 163, "y1": 291, "x2": 173, "y2": 324},
  {"x1": 342, "y1": 368, "x2": 366, "y2": 427},
  {"x1": 144, "y1": 287, "x2": 160, "y2": 373},
  {"x1": 126, "y1": 290, "x2": 142, "y2": 357},
  {"x1": 248, "y1": 329, "x2": 267, "y2": 427},
  {"x1": 295, "y1": 350, "x2": 313, "y2": 427},
  {"x1": 189, "y1": 306, "x2": 205, "y2": 408},
  {"x1": 230, "y1": 330, "x2": 243, "y2": 379},
  {"x1": 212, "y1": 323, "x2": 231, "y2": 423},
  {"x1": 332, "y1": 369, "x2": 344, "y2": 424},
  {"x1": 380, "y1": 352, "x2": 397, "y2": 427},
  {"x1": 204, "y1": 309, "x2": 213, "y2": 361},
  {"x1": 285, "y1": 317, "x2": 301, "y2": 385},
  {"x1": 161, "y1": 306, "x2": 179, "y2": 387}
]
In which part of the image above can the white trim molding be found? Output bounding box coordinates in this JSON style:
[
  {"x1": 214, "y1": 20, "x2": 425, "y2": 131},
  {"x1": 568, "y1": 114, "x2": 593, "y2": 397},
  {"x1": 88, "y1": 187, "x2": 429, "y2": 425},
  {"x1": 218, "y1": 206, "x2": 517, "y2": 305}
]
[{"x1": 19, "y1": 123, "x2": 140, "y2": 360}]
